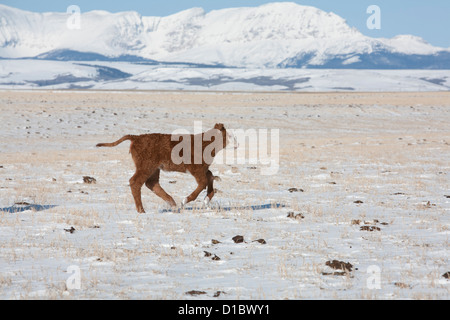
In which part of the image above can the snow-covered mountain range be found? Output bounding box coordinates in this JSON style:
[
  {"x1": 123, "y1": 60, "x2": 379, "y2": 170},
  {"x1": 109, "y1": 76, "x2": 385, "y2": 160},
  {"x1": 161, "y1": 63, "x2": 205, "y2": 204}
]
[{"x1": 1, "y1": 2, "x2": 449, "y2": 69}]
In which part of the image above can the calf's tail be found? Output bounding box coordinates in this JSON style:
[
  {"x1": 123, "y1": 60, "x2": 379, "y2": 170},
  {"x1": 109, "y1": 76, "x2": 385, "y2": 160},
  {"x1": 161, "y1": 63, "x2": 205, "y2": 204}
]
[{"x1": 96, "y1": 135, "x2": 136, "y2": 148}]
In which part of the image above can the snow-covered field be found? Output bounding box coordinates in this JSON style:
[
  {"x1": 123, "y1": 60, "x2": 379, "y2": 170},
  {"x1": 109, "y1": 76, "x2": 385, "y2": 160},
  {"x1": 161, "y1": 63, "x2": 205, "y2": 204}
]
[
  {"x1": 0, "y1": 90, "x2": 449, "y2": 299},
  {"x1": 1, "y1": 59, "x2": 450, "y2": 92}
]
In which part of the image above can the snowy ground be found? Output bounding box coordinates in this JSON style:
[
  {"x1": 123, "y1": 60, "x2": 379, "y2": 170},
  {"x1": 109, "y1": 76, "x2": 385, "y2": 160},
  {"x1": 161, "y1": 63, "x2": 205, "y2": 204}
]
[
  {"x1": 0, "y1": 90, "x2": 449, "y2": 299},
  {"x1": 1, "y1": 59, "x2": 450, "y2": 92}
]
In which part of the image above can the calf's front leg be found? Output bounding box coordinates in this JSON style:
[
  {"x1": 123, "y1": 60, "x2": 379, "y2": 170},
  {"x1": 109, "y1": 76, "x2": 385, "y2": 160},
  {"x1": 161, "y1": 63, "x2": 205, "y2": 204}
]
[
  {"x1": 182, "y1": 172, "x2": 208, "y2": 206},
  {"x1": 204, "y1": 170, "x2": 215, "y2": 206}
]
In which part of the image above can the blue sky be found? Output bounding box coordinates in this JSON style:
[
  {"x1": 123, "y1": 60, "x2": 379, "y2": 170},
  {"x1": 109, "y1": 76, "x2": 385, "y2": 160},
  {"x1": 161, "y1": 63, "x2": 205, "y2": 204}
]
[{"x1": 2, "y1": 0, "x2": 450, "y2": 47}]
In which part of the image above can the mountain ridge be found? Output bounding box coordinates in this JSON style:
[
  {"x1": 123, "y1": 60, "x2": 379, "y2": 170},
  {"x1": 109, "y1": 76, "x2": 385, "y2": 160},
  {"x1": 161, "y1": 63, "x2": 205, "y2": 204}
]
[{"x1": 1, "y1": 2, "x2": 449, "y2": 69}]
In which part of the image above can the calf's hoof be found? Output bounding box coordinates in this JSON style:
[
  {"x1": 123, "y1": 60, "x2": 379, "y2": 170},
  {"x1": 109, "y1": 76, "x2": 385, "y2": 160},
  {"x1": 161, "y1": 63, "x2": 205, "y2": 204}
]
[
  {"x1": 203, "y1": 196, "x2": 211, "y2": 207},
  {"x1": 167, "y1": 200, "x2": 177, "y2": 208}
]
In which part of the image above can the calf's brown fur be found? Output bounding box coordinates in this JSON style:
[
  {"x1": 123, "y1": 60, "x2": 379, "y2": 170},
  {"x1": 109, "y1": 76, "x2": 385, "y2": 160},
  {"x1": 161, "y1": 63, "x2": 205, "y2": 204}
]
[{"x1": 96, "y1": 124, "x2": 228, "y2": 213}]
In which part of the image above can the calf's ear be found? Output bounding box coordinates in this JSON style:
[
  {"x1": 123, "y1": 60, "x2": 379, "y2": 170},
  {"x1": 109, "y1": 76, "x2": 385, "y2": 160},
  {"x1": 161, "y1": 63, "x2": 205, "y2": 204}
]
[{"x1": 214, "y1": 123, "x2": 225, "y2": 131}]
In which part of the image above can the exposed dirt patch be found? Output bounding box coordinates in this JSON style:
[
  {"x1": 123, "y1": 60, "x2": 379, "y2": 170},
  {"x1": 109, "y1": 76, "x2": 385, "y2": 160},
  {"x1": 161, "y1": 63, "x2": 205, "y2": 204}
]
[
  {"x1": 213, "y1": 290, "x2": 226, "y2": 298},
  {"x1": 64, "y1": 226, "x2": 76, "y2": 234},
  {"x1": 83, "y1": 176, "x2": 97, "y2": 184},
  {"x1": 353, "y1": 219, "x2": 388, "y2": 231},
  {"x1": 288, "y1": 188, "x2": 304, "y2": 193},
  {"x1": 287, "y1": 212, "x2": 305, "y2": 220},
  {"x1": 394, "y1": 282, "x2": 411, "y2": 289},
  {"x1": 360, "y1": 226, "x2": 381, "y2": 232},
  {"x1": 204, "y1": 251, "x2": 212, "y2": 257},
  {"x1": 325, "y1": 260, "x2": 353, "y2": 272},
  {"x1": 253, "y1": 239, "x2": 267, "y2": 245},
  {"x1": 185, "y1": 290, "x2": 207, "y2": 296},
  {"x1": 321, "y1": 271, "x2": 348, "y2": 276}
]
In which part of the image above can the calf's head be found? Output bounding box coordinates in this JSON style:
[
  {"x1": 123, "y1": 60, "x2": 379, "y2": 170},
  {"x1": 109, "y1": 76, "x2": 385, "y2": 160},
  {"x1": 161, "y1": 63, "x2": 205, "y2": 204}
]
[{"x1": 213, "y1": 123, "x2": 238, "y2": 151}]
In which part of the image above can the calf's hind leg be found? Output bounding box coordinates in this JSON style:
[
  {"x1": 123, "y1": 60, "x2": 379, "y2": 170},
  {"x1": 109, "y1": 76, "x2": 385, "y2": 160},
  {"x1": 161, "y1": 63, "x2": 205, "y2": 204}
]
[
  {"x1": 129, "y1": 170, "x2": 152, "y2": 213},
  {"x1": 145, "y1": 169, "x2": 177, "y2": 208}
]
